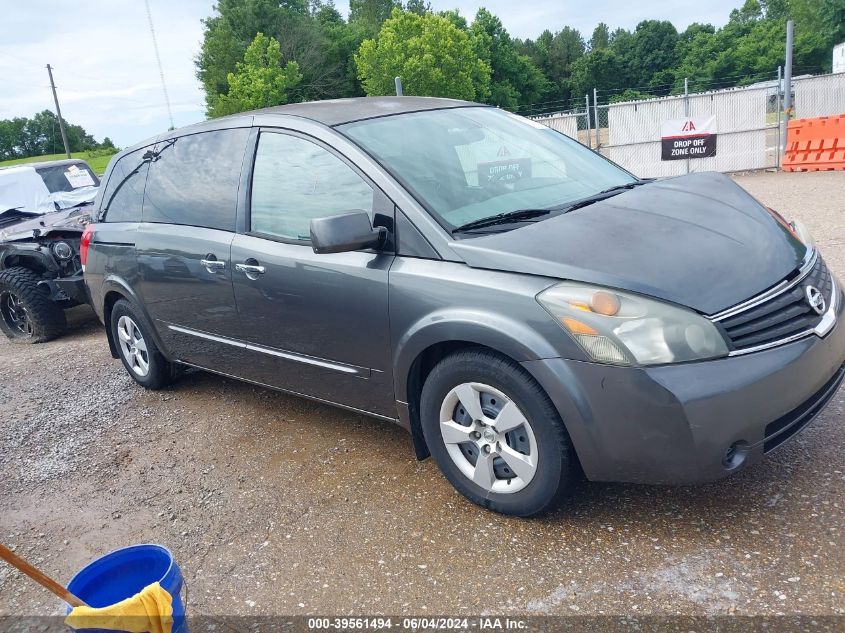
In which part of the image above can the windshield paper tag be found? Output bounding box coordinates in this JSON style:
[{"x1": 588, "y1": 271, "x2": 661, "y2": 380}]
[
  {"x1": 64, "y1": 168, "x2": 95, "y2": 188},
  {"x1": 478, "y1": 158, "x2": 532, "y2": 187}
]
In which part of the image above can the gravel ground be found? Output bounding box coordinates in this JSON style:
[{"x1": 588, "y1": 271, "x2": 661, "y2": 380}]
[{"x1": 0, "y1": 171, "x2": 843, "y2": 619}]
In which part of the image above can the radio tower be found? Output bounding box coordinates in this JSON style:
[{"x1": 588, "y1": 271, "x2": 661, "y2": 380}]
[{"x1": 145, "y1": 0, "x2": 175, "y2": 130}]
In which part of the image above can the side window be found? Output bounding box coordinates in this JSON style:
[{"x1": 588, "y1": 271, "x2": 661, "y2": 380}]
[
  {"x1": 143, "y1": 128, "x2": 250, "y2": 231},
  {"x1": 100, "y1": 149, "x2": 149, "y2": 223},
  {"x1": 250, "y1": 132, "x2": 374, "y2": 241}
]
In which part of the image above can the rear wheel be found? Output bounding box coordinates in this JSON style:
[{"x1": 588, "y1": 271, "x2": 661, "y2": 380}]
[
  {"x1": 110, "y1": 299, "x2": 174, "y2": 389},
  {"x1": 0, "y1": 267, "x2": 66, "y2": 343},
  {"x1": 420, "y1": 349, "x2": 577, "y2": 516}
]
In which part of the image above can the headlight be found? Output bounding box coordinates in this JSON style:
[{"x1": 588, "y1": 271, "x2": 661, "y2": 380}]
[{"x1": 537, "y1": 282, "x2": 729, "y2": 366}]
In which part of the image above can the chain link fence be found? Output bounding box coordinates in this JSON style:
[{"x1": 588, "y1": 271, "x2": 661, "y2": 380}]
[
  {"x1": 531, "y1": 107, "x2": 590, "y2": 146},
  {"x1": 528, "y1": 71, "x2": 845, "y2": 178},
  {"x1": 792, "y1": 73, "x2": 845, "y2": 118}
]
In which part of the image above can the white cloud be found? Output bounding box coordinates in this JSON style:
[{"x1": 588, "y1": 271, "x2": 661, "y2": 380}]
[{"x1": 0, "y1": 0, "x2": 212, "y2": 148}]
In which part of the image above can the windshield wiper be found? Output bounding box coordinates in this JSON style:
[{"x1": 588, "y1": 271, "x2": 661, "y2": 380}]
[
  {"x1": 452, "y1": 208, "x2": 552, "y2": 233},
  {"x1": 451, "y1": 180, "x2": 652, "y2": 234},
  {"x1": 554, "y1": 180, "x2": 651, "y2": 213}
]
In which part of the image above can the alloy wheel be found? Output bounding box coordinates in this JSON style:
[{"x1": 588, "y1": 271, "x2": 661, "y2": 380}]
[
  {"x1": 117, "y1": 315, "x2": 150, "y2": 377},
  {"x1": 438, "y1": 382, "x2": 538, "y2": 494},
  {"x1": 0, "y1": 291, "x2": 33, "y2": 337}
]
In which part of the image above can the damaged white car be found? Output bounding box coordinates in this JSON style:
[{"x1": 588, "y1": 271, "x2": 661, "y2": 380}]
[{"x1": 0, "y1": 159, "x2": 99, "y2": 343}]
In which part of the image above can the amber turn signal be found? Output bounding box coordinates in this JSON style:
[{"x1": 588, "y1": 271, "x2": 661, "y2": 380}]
[{"x1": 561, "y1": 317, "x2": 599, "y2": 335}]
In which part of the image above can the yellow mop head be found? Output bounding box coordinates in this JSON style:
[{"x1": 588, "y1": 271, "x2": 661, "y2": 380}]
[{"x1": 65, "y1": 581, "x2": 173, "y2": 633}]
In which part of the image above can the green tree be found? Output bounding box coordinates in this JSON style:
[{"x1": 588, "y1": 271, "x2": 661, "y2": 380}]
[
  {"x1": 404, "y1": 0, "x2": 431, "y2": 15},
  {"x1": 626, "y1": 20, "x2": 680, "y2": 90},
  {"x1": 469, "y1": 8, "x2": 547, "y2": 109},
  {"x1": 196, "y1": 0, "x2": 309, "y2": 111},
  {"x1": 569, "y1": 48, "x2": 624, "y2": 97},
  {"x1": 437, "y1": 8, "x2": 468, "y2": 30},
  {"x1": 729, "y1": 0, "x2": 763, "y2": 25},
  {"x1": 610, "y1": 88, "x2": 651, "y2": 103},
  {"x1": 0, "y1": 112, "x2": 103, "y2": 160},
  {"x1": 193, "y1": 0, "x2": 845, "y2": 117},
  {"x1": 197, "y1": 0, "x2": 358, "y2": 111},
  {"x1": 210, "y1": 33, "x2": 302, "y2": 117},
  {"x1": 590, "y1": 23, "x2": 610, "y2": 51},
  {"x1": 679, "y1": 22, "x2": 715, "y2": 44},
  {"x1": 819, "y1": 0, "x2": 845, "y2": 43},
  {"x1": 356, "y1": 8, "x2": 491, "y2": 100},
  {"x1": 350, "y1": 0, "x2": 401, "y2": 37},
  {"x1": 313, "y1": 2, "x2": 367, "y2": 97},
  {"x1": 517, "y1": 27, "x2": 585, "y2": 105},
  {"x1": 0, "y1": 117, "x2": 28, "y2": 160}
]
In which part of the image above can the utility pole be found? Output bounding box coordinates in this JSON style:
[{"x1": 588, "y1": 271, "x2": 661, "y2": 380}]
[
  {"x1": 394, "y1": 76, "x2": 403, "y2": 96},
  {"x1": 46, "y1": 64, "x2": 71, "y2": 159},
  {"x1": 780, "y1": 19, "x2": 794, "y2": 157}
]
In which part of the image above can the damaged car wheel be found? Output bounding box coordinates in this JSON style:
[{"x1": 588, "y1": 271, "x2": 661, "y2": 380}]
[{"x1": 0, "y1": 267, "x2": 66, "y2": 343}]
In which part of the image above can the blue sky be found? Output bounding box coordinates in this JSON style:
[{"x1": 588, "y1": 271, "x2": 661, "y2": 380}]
[{"x1": 0, "y1": 0, "x2": 742, "y2": 150}]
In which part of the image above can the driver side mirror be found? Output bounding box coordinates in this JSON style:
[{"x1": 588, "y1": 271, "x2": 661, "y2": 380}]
[{"x1": 310, "y1": 211, "x2": 387, "y2": 254}]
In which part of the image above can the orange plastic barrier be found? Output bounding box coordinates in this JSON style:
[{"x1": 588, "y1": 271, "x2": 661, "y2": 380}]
[{"x1": 782, "y1": 114, "x2": 845, "y2": 172}]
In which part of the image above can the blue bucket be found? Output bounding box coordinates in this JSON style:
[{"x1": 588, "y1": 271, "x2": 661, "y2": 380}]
[{"x1": 66, "y1": 544, "x2": 187, "y2": 633}]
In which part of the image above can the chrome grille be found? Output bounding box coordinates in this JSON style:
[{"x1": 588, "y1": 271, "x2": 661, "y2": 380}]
[{"x1": 711, "y1": 252, "x2": 834, "y2": 353}]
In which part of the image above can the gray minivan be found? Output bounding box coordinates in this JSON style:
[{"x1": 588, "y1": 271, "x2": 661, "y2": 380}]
[{"x1": 82, "y1": 97, "x2": 844, "y2": 516}]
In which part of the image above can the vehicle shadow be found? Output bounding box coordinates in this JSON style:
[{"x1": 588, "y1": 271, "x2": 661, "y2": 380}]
[
  {"x1": 154, "y1": 360, "x2": 841, "y2": 536},
  {"x1": 543, "y1": 421, "x2": 837, "y2": 530},
  {"x1": 64, "y1": 304, "x2": 102, "y2": 336}
]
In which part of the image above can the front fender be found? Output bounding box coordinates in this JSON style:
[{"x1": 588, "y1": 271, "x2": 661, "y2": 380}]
[
  {"x1": 0, "y1": 243, "x2": 59, "y2": 274},
  {"x1": 393, "y1": 308, "x2": 565, "y2": 402}
]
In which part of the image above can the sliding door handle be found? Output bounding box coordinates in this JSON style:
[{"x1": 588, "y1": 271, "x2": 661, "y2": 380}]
[
  {"x1": 201, "y1": 258, "x2": 226, "y2": 273},
  {"x1": 235, "y1": 263, "x2": 266, "y2": 276}
]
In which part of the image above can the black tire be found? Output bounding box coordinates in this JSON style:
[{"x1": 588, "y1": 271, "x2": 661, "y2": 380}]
[
  {"x1": 420, "y1": 349, "x2": 577, "y2": 517},
  {"x1": 110, "y1": 299, "x2": 174, "y2": 390},
  {"x1": 0, "y1": 267, "x2": 66, "y2": 344}
]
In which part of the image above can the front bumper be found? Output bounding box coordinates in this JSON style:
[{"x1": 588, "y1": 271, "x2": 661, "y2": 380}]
[
  {"x1": 49, "y1": 273, "x2": 90, "y2": 306},
  {"x1": 522, "y1": 286, "x2": 845, "y2": 485}
]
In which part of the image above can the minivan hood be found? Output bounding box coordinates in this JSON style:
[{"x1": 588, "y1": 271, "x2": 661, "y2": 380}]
[{"x1": 449, "y1": 172, "x2": 807, "y2": 315}]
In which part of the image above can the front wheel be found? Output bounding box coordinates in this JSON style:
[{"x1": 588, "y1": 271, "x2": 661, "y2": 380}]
[
  {"x1": 0, "y1": 267, "x2": 66, "y2": 343},
  {"x1": 420, "y1": 350, "x2": 577, "y2": 517}
]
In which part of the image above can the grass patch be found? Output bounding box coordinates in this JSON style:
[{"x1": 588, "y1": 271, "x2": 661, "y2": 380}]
[{"x1": 0, "y1": 150, "x2": 118, "y2": 175}]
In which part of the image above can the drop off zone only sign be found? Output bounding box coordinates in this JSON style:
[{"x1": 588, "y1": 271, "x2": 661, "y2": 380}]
[{"x1": 661, "y1": 116, "x2": 717, "y2": 160}]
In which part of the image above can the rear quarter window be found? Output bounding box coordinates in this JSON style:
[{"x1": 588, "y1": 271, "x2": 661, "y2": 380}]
[
  {"x1": 100, "y1": 150, "x2": 150, "y2": 223},
  {"x1": 142, "y1": 128, "x2": 250, "y2": 232}
]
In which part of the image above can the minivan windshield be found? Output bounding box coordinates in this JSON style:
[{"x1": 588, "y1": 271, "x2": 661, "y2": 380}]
[{"x1": 339, "y1": 106, "x2": 636, "y2": 233}]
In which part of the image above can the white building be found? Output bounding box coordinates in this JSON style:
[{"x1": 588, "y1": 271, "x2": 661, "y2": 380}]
[{"x1": 834, "y1": 42, "x2": 845, "y2": 75}]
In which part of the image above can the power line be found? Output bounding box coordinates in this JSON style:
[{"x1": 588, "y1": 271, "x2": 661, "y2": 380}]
[{"x1": 144, "y1": 0, "x2": 175, "y2": 130}]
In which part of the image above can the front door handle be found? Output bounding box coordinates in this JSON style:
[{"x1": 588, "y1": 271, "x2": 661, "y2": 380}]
[
  {"x1": 201, "y1": 258, "x2": 226, "y2": 273},
  {"x1": 235, "y1": 262, "x2": 266, "y2": 276}
]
